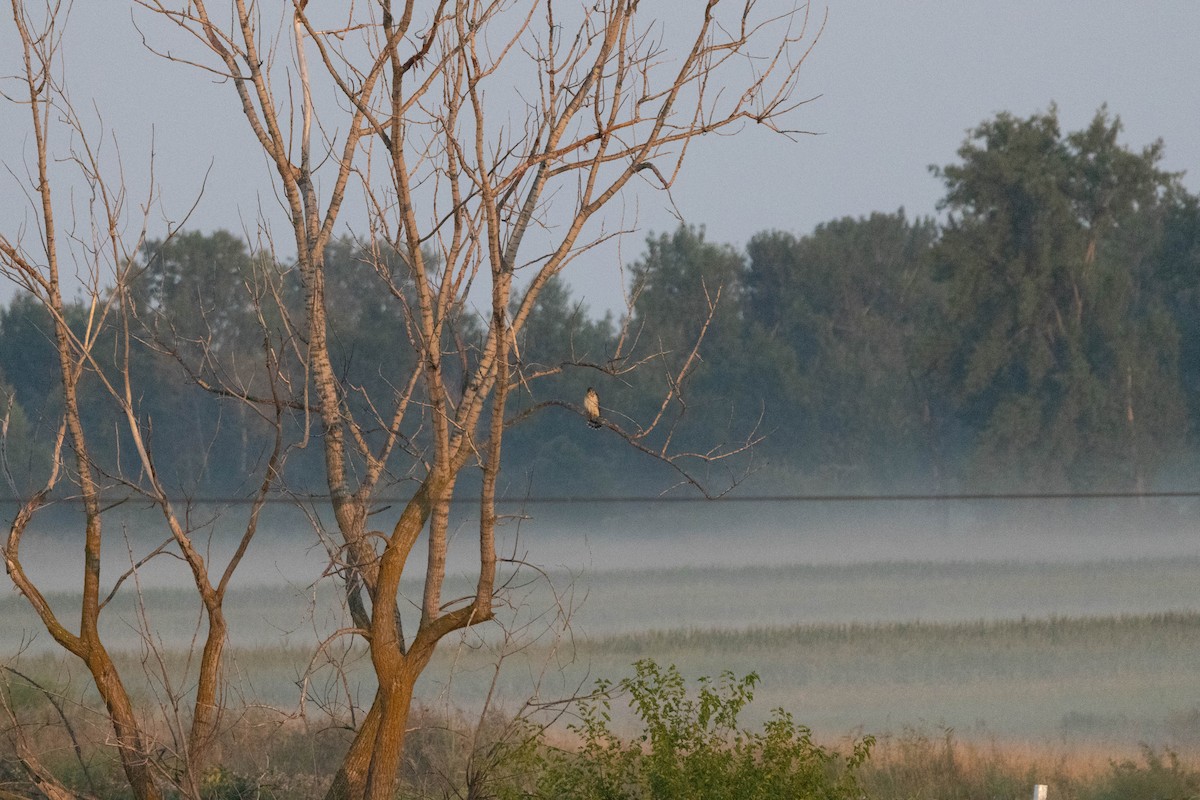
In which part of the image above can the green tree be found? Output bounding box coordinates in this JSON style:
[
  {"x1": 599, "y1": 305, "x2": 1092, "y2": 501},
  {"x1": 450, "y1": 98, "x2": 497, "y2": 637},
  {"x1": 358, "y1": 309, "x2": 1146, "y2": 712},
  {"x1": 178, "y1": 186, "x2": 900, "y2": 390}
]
[
  {"x1": 135, "y1": 230, "x2": 265, "y2": 358},
  {"x1": 502, "y1": 276, "x2": 621, "y2": 495},
  {"x1": 629, "y1": 226, "x2": 745, "y2": 357},
  {"x1": 744, "y1": 212, "x2": 940, "y2": 490},
  {"x1": 132, "y1": 231, "x2": 285, "y2": 491},
  {"x1": 929, "y1": 107, "x2": 1188, "y2": 490},
  {"x1": 318, "y1": 237, "x2": 424, "y2": 406},
  {"x1": 0, "y1": 376, "x2": 49, "y2": 494},
  {"x1": 0, "y1": 294, "x2": 73, "y2": 418},
  {"x1": 0, "y1": 294, "x2": 130, "y2": 488},
  {"x1": 1152, "y1": 193, "x2": 1200, "y2": 456},
  {"x1": 623, "y1": 226, "x2": 760, "y2": 460}
]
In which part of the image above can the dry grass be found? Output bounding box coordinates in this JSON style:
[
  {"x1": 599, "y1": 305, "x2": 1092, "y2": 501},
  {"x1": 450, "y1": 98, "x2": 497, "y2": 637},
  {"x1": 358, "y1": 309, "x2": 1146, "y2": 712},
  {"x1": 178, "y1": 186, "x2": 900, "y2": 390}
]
[
  {"x1": 860, "y1": 727, "x2": 1200, "y2": 800},
  {"x1": 5, "y1": 663, "x2": 1200, "y2": 800}
]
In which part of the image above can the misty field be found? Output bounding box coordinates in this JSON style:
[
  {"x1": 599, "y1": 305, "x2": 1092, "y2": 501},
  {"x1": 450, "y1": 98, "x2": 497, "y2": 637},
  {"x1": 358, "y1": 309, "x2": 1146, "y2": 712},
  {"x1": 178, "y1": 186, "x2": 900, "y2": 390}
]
[
  {"x1": 4, "y1": 498, "x2": 1199, "y2": 764},
  {"x1": 5, "y1": 540, "x2": 1200, "y2": 751}
]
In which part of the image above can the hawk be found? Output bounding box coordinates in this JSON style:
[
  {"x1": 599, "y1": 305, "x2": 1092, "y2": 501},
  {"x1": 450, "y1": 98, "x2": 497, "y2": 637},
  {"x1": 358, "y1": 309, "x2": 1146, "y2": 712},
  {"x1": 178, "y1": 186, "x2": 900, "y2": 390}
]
[{"x1": 584, "y1": 387, "x2": 602, "y2": 429}]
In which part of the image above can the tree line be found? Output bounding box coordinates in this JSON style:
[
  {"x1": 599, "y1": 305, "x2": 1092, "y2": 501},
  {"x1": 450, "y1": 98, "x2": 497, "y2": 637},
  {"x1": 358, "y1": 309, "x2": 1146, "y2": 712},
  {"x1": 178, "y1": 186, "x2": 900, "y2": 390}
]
[
  {"x1": 614, "y1": 106, "x2": 1200, "y2": 495},
  {"x1": 1, "y1": 106, "x2": 1196, "y2": 499}
]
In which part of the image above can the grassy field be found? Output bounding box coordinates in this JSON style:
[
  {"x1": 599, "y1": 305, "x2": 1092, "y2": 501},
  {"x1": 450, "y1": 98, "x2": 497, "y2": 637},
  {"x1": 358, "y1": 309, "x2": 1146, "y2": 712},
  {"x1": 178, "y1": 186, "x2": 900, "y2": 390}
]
[
  {"x1": 8, "y1": 610, "x2": 1199, "y2": 753},
  {"x1": 4, "y1": 556, "x2": 1200, "y2": 752},
  {"x1": 9, "y1": 630, "x2": 1199, "y2": 800},
  {"x1": 563, "y1": 614, "x2": 1200, "y2": 745}
]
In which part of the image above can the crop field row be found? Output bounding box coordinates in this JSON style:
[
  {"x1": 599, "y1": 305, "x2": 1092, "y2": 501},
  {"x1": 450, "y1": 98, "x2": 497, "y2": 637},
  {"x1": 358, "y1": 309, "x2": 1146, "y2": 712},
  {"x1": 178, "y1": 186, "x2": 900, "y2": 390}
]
[
  {"x1": 8, "y1": 610, "x2": 1199, "y2": 752},
  {"x1": 555, "y1": 613, "x2": 1200, "y2": 745},
  {"x1": 6, "y1": 556, "x2": 1200, "y2": 650}
]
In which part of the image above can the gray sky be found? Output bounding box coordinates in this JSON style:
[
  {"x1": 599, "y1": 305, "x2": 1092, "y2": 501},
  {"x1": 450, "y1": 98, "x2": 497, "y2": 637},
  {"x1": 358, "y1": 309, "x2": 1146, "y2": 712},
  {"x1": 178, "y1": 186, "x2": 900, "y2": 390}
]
[{"x1": 1, "y1": 2, "x2": 1196, "y2": 315}]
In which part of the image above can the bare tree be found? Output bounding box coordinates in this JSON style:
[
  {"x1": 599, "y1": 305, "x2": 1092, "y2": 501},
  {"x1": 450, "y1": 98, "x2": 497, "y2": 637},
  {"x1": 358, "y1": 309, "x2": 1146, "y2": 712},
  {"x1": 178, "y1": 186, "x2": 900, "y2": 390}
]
[
  {"x1": 135, "y1": 1, "x2": 818, "y2": 797},
  {"x1": 0, "y1": 3, "x2": 286, "y2": 797}
]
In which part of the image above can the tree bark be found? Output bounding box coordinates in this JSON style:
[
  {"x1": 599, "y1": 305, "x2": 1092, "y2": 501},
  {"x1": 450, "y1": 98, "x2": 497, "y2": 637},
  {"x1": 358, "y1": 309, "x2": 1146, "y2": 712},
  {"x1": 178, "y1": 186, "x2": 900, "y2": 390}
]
[{"x1": 85, "y1": 651, "x2": 162, "y2": 800}]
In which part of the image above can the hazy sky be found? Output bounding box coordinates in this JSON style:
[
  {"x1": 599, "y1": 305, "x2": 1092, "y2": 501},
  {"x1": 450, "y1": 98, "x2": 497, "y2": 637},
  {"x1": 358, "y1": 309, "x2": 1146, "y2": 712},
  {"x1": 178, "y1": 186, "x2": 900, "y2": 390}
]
[{"x1": 1, "y1": 2, "x2": 1196, "y2": 314}]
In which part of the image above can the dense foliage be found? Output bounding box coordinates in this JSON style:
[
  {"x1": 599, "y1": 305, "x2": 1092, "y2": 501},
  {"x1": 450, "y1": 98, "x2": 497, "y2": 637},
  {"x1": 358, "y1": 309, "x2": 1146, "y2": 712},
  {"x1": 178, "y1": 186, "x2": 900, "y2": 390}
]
[
  {"x1": 1, "y1": 107, "x2": 1196, "y2": 496},
  {"x1": 527, "y1": 660, "x2": 873, "y2": 800}
]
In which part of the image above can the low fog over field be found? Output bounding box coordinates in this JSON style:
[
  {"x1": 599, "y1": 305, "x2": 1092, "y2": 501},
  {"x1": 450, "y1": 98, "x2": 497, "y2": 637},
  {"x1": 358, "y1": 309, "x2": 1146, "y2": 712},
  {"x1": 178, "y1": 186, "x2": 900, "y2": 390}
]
[
  {"x1": 8, "y1": 497, "x2": 1198, "y2": 593},
  {"x1": 5, "y1": 497, "x2": 1199, "y2": 746},
  {"x1": 5, "y1": 496, "x2": 1198, "y2": 646}
]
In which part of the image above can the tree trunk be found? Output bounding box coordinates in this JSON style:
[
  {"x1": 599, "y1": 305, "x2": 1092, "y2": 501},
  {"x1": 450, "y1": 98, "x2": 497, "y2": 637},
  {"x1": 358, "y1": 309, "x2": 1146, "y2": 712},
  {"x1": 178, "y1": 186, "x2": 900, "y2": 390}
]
[
  {"x1": 86, "y1": 650, "x2": 161, "y2": 800},
  {"x1": 188, "y1": 609, "x2": 228, "y2": 781},
  {"x1": 323, "y1": 667, "x2": 417, "y2": 800},
  {"x1": 324, "y1": 696, "x2": 384, "y2": 800}
]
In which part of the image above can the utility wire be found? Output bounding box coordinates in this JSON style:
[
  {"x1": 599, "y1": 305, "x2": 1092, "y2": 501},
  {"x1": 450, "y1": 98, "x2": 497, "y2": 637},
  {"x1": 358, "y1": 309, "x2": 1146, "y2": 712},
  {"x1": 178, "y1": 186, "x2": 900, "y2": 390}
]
[{"x1": 4, "y1": 490, "x2": 1198, "y2": 506}]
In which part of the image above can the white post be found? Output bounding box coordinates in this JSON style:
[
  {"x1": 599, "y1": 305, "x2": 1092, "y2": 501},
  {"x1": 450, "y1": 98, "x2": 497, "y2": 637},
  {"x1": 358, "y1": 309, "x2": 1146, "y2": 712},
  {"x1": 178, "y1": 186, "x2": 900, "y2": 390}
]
[{"x1": 1032, "y1": 784, "x2": 1048, "y2": 800}]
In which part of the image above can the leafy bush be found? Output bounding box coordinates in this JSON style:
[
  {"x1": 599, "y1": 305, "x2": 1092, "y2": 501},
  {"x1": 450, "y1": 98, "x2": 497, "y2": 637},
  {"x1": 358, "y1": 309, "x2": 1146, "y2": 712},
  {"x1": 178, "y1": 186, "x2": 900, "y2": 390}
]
[
  {"x1": 528, "y1": 659, "x2": 872, "y2": 800},
  {"x1": 199, "y1": 765, "x2": 275, "y2": 800},
  {"x1": 1087, "y1": 746, "x2": 1200, "y2": 800}
]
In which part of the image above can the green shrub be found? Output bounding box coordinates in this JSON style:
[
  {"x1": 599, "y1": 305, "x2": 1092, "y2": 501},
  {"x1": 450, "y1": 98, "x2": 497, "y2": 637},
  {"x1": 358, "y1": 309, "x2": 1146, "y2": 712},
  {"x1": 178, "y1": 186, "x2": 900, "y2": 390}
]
[
  {"x1": 1086, "y1": 746, "x2": 1200, "y2": 800},
  {"x1": 529, "y1": 659, "x2": 872, "y2": 800},
  {"x1": 199, "y1": 765, "x2": 274, "y2": 800}
]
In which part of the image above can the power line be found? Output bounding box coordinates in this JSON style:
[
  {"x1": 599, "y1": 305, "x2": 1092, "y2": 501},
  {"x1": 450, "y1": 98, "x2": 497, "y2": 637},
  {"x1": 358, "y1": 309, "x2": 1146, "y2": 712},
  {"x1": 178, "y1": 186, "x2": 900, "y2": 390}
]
[
  {"x1": 485, "y1": 490, "x2": 1200, "y2": 504},
  {"x1": 4, "y1": 490, "x2": 1199, "y2": 506}
]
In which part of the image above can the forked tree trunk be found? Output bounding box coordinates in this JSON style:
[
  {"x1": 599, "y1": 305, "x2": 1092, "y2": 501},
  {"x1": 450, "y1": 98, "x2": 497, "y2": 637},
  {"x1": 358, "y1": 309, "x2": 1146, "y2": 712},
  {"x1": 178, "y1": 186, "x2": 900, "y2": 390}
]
[
  {"x1": 325, "y1": 651, "x2": 436, "y2": 800},
  {"x1": 333, "y1": 672, "x2": 414, "y2": 800}
]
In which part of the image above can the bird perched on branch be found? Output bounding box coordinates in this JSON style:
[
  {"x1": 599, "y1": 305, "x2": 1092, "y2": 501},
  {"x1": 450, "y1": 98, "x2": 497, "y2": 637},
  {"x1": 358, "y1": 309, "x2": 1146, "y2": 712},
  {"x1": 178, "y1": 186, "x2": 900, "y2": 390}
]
[{"x1": 584, "y1": 387, "x2": 602, "y2": 429}]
